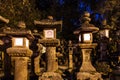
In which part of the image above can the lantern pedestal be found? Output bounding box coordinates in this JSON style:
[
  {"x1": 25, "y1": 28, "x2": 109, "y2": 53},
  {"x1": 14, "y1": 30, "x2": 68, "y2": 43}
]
[
  {"x1": 68, "y1": 41, "x2": 73, "y2": 72},
  {"x1": 46, "y1": 47, "x2": 58, "y2": 72},
  {"x1": 77, "y1": 43, "x2": 103, "y2": 80},
  {"x1": 14, "y1": 57, "x2": 29, "y2": 80},
  {"x1": 38, "y1": 39, "x2": 62, "y2": 80},
  {"x1": 39, "y1": 72, "x2": 62, "y2": 80},
  {"x1": 7, "y1": 47, "x2": 32, "y2": 80}
]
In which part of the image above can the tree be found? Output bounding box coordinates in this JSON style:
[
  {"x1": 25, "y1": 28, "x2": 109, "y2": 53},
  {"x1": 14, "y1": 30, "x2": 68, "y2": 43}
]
[{"x1": 0, "y1": 0, "x2": 41, "y2": 29}]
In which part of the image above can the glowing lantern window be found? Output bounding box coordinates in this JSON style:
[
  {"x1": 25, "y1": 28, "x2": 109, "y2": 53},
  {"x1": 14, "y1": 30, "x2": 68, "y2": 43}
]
[
  {"x1": 105, "y1": 29, "x2": 109, "y2": 38},
  {"x1": 13, "y1": 37, "x2": 29, "y2": 48},
  {"x1": 79, "y1": 34, "x2": 81, "y2": 42},
  {"x1": 14, "y1": 38, "x2": 23, "y2": 46},
  {"x1": 44, "y1": 30, "x2": 54, "y2": 39},
  {"x1": 99, "y1": 29, "x2": 109, "y2": 38},
  {"x1": 26, "y1": 39, "x2": 29, "y2": 48},
  {"x1": 83, "y1": 33, "x2": 91, "y2": 41}
]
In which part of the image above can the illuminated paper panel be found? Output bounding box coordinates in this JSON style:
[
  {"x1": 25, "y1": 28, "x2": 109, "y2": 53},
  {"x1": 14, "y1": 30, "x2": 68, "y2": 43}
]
[
  {"x1": 44, "y1": 30, "x2": 54, "y2": 38},
  {"x1": 83, "y1": 33, "x2": 91, "y2": 41},
  {"x1": 14, "y1": 38, "x2": 23, "y2": 46}
]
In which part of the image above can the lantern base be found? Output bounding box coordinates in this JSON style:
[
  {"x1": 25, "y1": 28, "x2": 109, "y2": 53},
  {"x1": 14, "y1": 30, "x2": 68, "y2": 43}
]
[
  {"x1": 77, "y1": 72, "x2": 103, "y2": 80},
  {"x1": 7, "y1": 47, "x2": 33, "y2": 57},
  {"x1": 39, "y1": 72, "x2": 62, "y2": 80},
  {"x1": 39, "y1": 39, "x2": 60, "y2": 47}
]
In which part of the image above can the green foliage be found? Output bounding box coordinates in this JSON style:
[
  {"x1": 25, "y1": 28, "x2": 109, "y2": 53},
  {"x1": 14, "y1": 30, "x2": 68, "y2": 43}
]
[
  {"x1": 0, "y1": 0, "x2": 41, "y2": 29},
  {"x1": 95, "y1": 62, "x2": 112, "y2": 75}
]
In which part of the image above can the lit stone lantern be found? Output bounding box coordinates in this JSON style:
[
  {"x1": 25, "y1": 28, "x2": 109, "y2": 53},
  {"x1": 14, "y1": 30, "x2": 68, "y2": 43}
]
[
  {"x1": 99, "y1": 19, "x2": 110, "y2": 38},
  {"x1": 34, "y1": 16, "x2": 63, "y2": 80},
  {"x1": 4, "y1": 21, "x2": 34, "y2": 80},
  {"x1": 98, "y1": 19, "x2": 111, "y2": 61},
  {"x1": 74, "y1": 12, "x2": 103, "y2": 80}
]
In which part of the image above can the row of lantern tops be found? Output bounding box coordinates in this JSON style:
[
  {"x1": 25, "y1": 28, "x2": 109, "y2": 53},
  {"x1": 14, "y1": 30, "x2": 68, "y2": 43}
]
[{"x1": 0, "y1": 12, "x2": 111, "y2": 48}]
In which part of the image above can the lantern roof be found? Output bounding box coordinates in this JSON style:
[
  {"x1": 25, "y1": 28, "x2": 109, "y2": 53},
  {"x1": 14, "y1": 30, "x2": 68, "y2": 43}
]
[
  {"x1": 3, "y1": 21, "x2": 34, "y2": 40},
  {"x1": 74, "y1": 12, "x2": 99, "y2": 35},
  {"x1": 0, "y1": 15, "x2": 9, "y2": 23},
  {"x1": 100, "y1": 19, "x2": 111, "y2": 30},
  {"x1": 3, "y1": 28, "x2": 34, "y2": 40},
  {"x1": 34, "y1": 16, "x2": 62, "y2": 32}
]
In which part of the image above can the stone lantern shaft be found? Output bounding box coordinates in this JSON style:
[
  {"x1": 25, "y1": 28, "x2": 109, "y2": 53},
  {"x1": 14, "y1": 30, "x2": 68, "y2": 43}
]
[{"x1": 46, "y1": 47, "x2": 58, "y2": 72}]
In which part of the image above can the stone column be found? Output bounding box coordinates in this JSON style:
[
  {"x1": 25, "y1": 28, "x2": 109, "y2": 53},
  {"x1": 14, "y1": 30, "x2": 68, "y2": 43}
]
[
  {"x1": 80, "y1": 49, "x2": 96, "y2": 72},
  {"x1": 34, "y1": 55, "x2": 41, "y2": 75},
  {"x1": 68, "y1": 49, "x2": 73, "y2": 69},
  {"x1": 68, "y1": 40, "x2": 73, "y2": 72},
  {"x1": 46, "y1": 47, "x2": 58, "y2": 72},
  {"x1": 14, "y1": 57, "x2": 29, "y2": 80},
  {"x1": 38, "y1": 40, "x2": 62, "y2": 80},
  {"x1": 7, "y1": 48, "x2": 32, "y2": 80},
  {"x1": 77, "y1": 44, "x2": 103, "y2": 80},
  {"x1": 68, "y1": 47, "x2": 73, "y2": 72}
]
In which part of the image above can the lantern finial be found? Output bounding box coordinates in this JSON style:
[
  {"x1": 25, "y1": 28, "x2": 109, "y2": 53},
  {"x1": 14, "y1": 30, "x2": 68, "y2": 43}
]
[
  {"x1": 80, "y1": 11, "x2": 91, "y2": 23},
  {"x1": 17, "y1": 21, "x2": 26, "y2": 29}
]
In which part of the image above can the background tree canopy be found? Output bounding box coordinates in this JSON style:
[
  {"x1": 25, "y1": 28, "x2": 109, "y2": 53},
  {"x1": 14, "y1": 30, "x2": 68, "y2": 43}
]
[{"x1": 0, "y1": 0, "x2": 120, "y2": 40}]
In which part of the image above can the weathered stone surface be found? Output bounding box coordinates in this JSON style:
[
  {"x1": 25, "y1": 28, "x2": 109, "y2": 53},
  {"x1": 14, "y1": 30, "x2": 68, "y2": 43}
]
[
  {"x1": 39, "y1": 39, "x2": 60, "y2": 47},
  {"x1": 14, "y1": 57, "x2": 29, "y2": 80},
  {"x1": 34, "y1": 55, "x2": 41, "y2": 75},
  {"x1": 77, "y1": 72, "x2": 103, "y2": 80},
  {"x1": 7, "y1": 47, "x2": 33, "y2": 57},
  {"x1": 46, "y1": 47, "x2": 58, "y2": 72},
  {"x1": 39, "y1": 72, "x2": 63, "y2": 80},
  {"x1": 80, "y1": 49, "x2": 96, "y2": 72},
  {"x1": 77, "y1": 43, "x2": 103, "y2": 80}
]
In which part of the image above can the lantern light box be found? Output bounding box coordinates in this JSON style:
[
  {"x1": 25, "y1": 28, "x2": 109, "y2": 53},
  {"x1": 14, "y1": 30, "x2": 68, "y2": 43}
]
[
  {"x1": 44, "y1": 29, "x2": 55, "y2": 39},
  {"x1": 13, "y1": 37, "x2": 29, "y2": 48},
  {"x1": 84, "y1": 33, "x2": 91, "y2": 41},
  {"x1": 79, "y1": 33, "x2": 92, "y2": 43},
  {"x1": 99, "y1": 29, "x2": 109, "y2": 38}
]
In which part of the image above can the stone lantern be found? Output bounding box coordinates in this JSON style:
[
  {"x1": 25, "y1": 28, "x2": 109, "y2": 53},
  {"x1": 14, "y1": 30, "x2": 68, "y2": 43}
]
[
  {"x1": 34, "y1": 16, "x2": 63, "y2": 80},
  {"x1": 74, "y1": 12, "x2": 103, "y2": 80},
  {"x1": 99, "y1": 19, "x2": 111, "y2": 38},
  {"x1": 98, "y1": 19, "x2": 111, "y2": 61},
  {"x1": 4, "y1": 21, "x2": 34, "y2": 80}
]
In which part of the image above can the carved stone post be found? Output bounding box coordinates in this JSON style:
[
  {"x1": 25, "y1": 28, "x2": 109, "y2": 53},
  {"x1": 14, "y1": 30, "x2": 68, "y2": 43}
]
[
  {"x1": 68, "y1": 40, "x2": 73, "y2": 72},
  {"x1": 34, "y1": 43, "x2": 44, "y2": 75},
  {"x1": 77, "y1": 44, "x2": 103, "y2": 80},
  {"x1": 34, "y1": 55, "x2": 41, "y2": 75},
  {"x1": 7, "y1": 48, "x2": 33, "y2": 80},
  {"x1": 46, "y1": 47, "x2": 58, "y2": 72},
  {"x1": 38, "y1": 39, "x2": 62, "y2": 80},
  {"x1": 14, "y1": 57, "x2": 29, "y2": 80},
  {"x1": 80, "y1": 48, "x2": 96, "y2": 72}
]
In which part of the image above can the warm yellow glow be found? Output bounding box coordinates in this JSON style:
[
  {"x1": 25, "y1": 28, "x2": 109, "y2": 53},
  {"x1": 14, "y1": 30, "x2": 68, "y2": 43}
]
[
  {"x1": 44, "y1": 30, "x2": 54, "y2": 38},
  {"x1": 99, "y1": 29, "x2": 109, "y2": 38},
  {"x1": 79, "y1": 34, "x2": 81, "y2": 42},
  {"x1": 14, "y1": 38, "x2": 23, "y2": 46},
  {"x1": 26, "y1": 38, "x2": 29, "y2": 48},
  {"x1": 105, "y1": 29, "x2": 109, "y2": 38},
  {"x1": 42, "y1": 46, "x2": 46, "y2": 53},
  {"x1": 83, "y1": 33, "x2": 91, "y2": 41}
]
